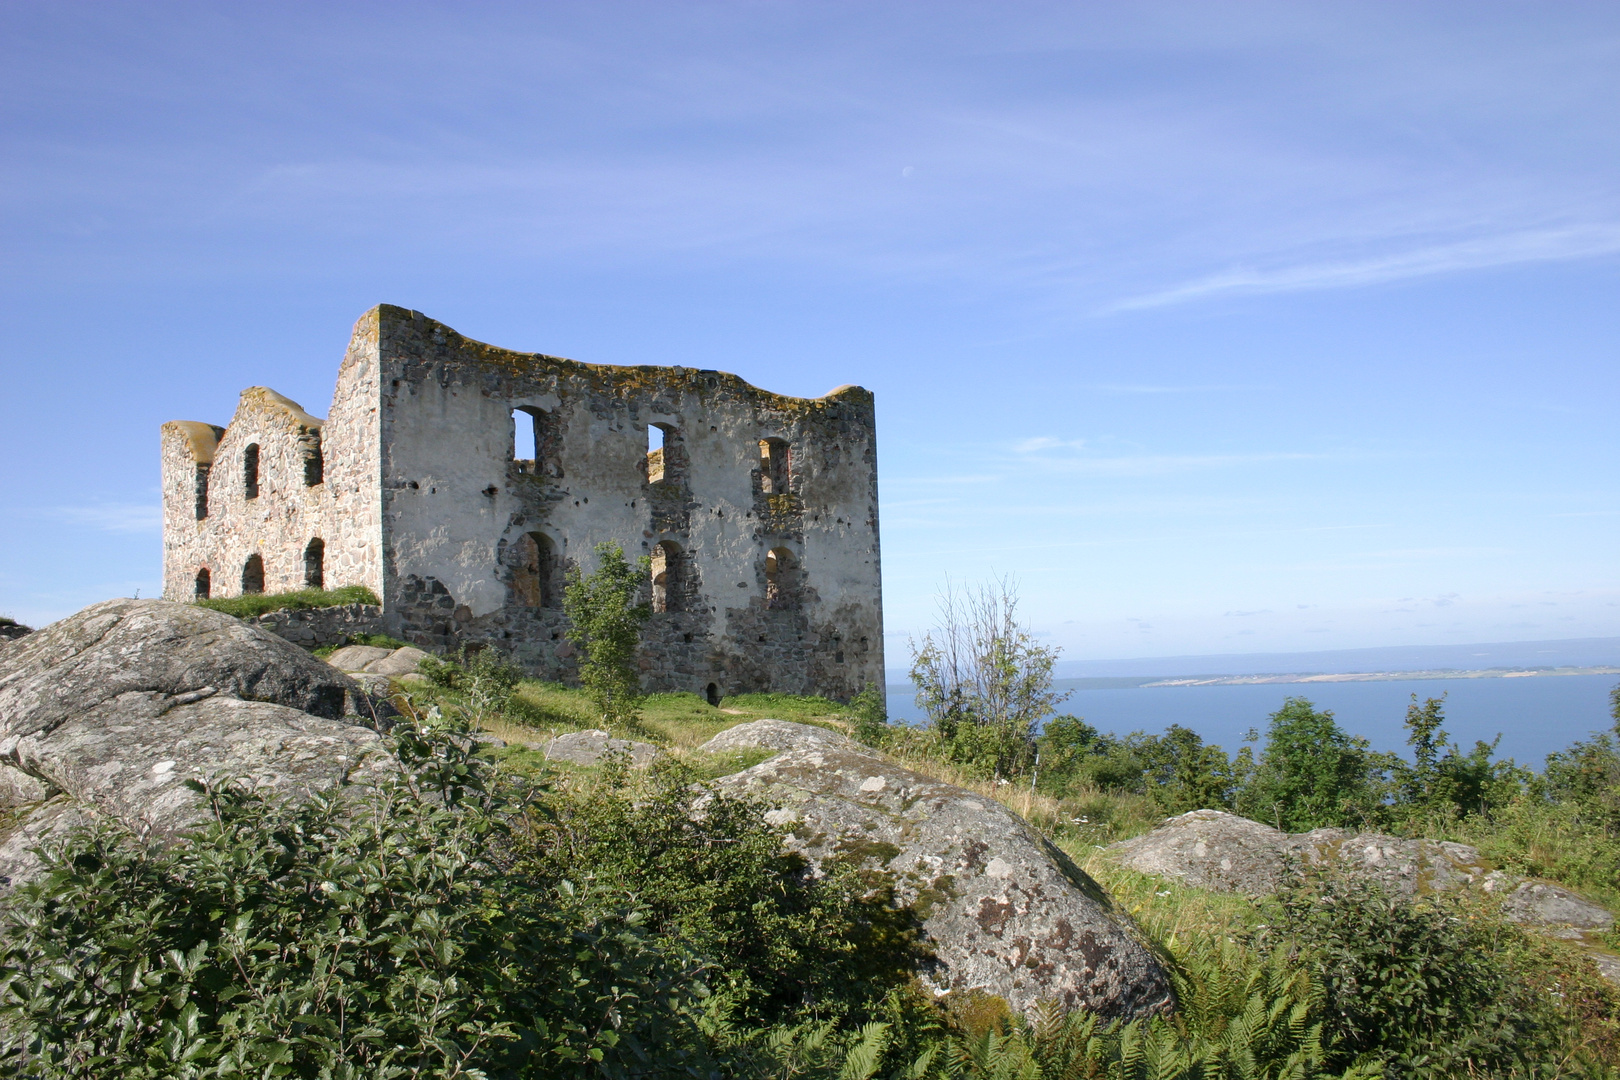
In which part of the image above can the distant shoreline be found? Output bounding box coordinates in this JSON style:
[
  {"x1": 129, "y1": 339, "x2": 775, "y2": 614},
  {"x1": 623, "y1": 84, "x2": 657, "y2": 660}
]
[
  {"x1": 1139, "y1": 666, "x2": 1620, "y2": 688},
  {"x1": 886, "y1": 666, "x2": 1620, "y2": 694}
]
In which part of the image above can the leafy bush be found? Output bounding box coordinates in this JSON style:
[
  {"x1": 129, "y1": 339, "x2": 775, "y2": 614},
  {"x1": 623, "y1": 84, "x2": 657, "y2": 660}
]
[
  {"x1": 1237, "y1": 699, "x2": 1387, "y2": 831},
  {"x1": 194, "y1": 584, "x2": 380, "y2": 619},
  {"x1": 0, "y1": 714, "x2": 710, "y2": 1078},
  {"x1": 849, "y1": 684, "x2": 890, "y2": 747},
  {"x1": 1265, "y1": 874, "x2": 1569, "y2": 1079}
]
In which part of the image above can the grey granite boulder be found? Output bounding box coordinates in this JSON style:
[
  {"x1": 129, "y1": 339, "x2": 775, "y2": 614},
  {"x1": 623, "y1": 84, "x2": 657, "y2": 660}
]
[
  {"x1": 710, "y1": 727, "x2": 1172, "y2": 1018},
  {"x1": 1108, "y1": 810, "x2": 1497, "y2": 899},
  {"x1": 0, "y1": 599, "x2": 395, "y2": 888},
  {"x1": 545, "y1": 729, "x2": 660, "y2": 767},
  {"x1": 697, "y1": 718, "x2": 862, "y2": 756},
  {"x1": 365, "y1": 647, "x2": 431, "y2": 677},
  {"x1": 1502, "y1": 881, "x2": 1615, "y2": 939},
  {"x1": 325, "y1": 645, "x2": 395, "y2": 672}
]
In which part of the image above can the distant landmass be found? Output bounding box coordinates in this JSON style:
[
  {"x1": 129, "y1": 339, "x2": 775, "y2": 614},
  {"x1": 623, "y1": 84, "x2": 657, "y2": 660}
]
[{"x1": 1049, "y1": 636, "x2": 1620, "y2": 682}]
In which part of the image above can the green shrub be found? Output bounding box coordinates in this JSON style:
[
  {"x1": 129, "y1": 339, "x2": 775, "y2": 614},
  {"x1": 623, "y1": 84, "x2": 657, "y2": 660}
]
[
  {"x1": 564, "y1": 542, "x2": 652, "y2": 726},
  {"x1": 1237, "y1": 699, "x2": 1388, "y2": 831},
  {"x1": 0, "y1": 715, "x2": 710, "y2": 1078},
  {"x1": 194, "y1": 584, "x2": 379, "y2": 619},
  {"x1": 1266, "y1": 874, "x2": 1567, "y2": 1078},
  {"x1": 849, "y1": 684, "x2": 890, "y2": 747}
]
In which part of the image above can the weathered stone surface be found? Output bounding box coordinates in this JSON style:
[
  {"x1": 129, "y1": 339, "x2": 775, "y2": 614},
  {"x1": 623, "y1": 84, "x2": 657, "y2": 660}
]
[
  {"x1": 365, "y1": 647, "x2": 431, "y2": 677},
  {"x1": 0, "y1": 799, "x2": 88, "y2": 889},
  {"x1": 326, "y1": 645, "x2": 395, "y2": 673},
  {"x1": 0, "y1": 599, "x2": 394, "y2": 887},
  {"x1": 697, "y1": 718, "x2": 862, "y2": 756},
  {"x1": 253, "y1": 604, "x2": 386, "y2": 650},
  {"x1": 0, "y1": 766, "x2": 52, "y2": 807},
  {"x1": 161, "y1": 305, "x2": 885, "y2": 702},
  {"x1": 545, "y1": 730, "x2": 661, "y2": 768},
  {"x1": 710, "y1": 728, "x2": 1171, "y2": 1018},
  {"x1": 1502, "y1": 881, "x2": 1615, "y2": 937},
  {"x1": 1108, "y1": 810, "x2": 1497, "y2": 899}
]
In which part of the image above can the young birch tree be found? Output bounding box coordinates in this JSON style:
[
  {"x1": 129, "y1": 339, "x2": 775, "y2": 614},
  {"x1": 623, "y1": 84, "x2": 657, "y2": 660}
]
[
  {"x1": 563, "y1": 541, "x2": 652, "y2": 726},
  {"x1": 908, "y1": 575, "x2": 1070, "y2": 781}
]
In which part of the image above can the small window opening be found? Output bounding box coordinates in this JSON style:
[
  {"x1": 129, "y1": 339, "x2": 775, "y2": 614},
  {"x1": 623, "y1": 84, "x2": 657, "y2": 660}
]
[
  {"x1": 193, "y1": 463, "x2": 211, "y2": 520},
  {"x1": 242, "y1": 553, "x2": 265, "y2": 595},
  {"x1": 301, "y1": 430, "x2": 323, "y2": 486},
  {"x1": 759, "y1": 438, "x2": 790, "y2": 494},
  {"x1": 651, "y1": 540, "x2": 681, "y2": 613},
  {"x1": 243, "y1": 444, "x2": 260, "y2": 499},
  {"x1": 647, "y1": 423, "x2": 672, "y2": 484},
  {"x1": 705, "y1": 682, "x2": 722, "y2": 707},
  {"x1": 765, "y1": 547, "x2": 798, "y2": 609},
  {"x1": 304, "y1": 538, "x2": 325, "y2": 589},
  {"x1": 194, "y1": 568, "x2": 211, "y2": 600},
  {"x1": 512, "y1": 532, "x2": 556, "y2": 608},
  {"x1": 512, "y1": 409, "x2": 536, "y2": 462}
]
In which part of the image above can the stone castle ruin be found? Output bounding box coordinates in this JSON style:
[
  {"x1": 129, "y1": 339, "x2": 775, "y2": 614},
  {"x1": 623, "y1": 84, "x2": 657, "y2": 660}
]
[{"x1": 161, "y1": 305, "x2": 884, "y2": 702}]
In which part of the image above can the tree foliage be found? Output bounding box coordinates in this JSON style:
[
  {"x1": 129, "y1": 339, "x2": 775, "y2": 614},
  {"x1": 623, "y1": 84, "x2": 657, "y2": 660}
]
[{"x1": 564, "y1": 541, "x2": 653, "y2": 727}]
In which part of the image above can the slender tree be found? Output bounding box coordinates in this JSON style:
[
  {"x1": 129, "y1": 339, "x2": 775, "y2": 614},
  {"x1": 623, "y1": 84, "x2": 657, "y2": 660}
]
[{"x1": 563, "y1": 541, "x2": 652, "y2": 725}]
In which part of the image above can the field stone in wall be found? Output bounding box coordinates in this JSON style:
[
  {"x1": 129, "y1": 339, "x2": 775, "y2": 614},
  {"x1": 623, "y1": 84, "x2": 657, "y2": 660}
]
[
  {"x1": 702, "y1": 720, "x2": 1172, "y2": 1019},
  {"x1": 0, "y1": 599, "x2": 396, "y2": 889}
]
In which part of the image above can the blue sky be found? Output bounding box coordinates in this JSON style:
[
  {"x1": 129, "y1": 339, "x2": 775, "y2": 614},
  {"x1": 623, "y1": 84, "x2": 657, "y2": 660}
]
[{"x1": 2, "y1": 2, "x2": 1617, "y2": 664}]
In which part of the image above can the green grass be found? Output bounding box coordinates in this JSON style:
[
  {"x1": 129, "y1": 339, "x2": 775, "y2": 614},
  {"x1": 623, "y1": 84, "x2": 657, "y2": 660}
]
[
  {"x1": 311, "y1": 633, "x2": 410, "y2": 659},
  {"x1": 195, "y1": 585, "x2": 380, "y2": 619},
  {"x1": 0, "y1": 616, "x2": 15, "y2": 627}
]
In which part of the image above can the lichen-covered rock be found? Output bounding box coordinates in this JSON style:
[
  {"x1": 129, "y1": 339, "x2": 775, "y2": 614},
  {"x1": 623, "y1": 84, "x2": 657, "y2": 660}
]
[
  {"x1": 1502, "y1": 881, "x2": 1615, "y2": 938},
  {"x1": 1108, "y1": 810, "x2": 1495, "y2": 899},
  {"x1": 0, "y1": 798, "x2": 87, "y2": 889},
  {"x1": 696, "y1": 718, "x2": 862, "y2": 756},
  {"x1": 365, "y1": 647, "x2": 431, "y2": 677},
  {"x1": 711, "y1": 729, "x2": 1171, "y2": 1018},
  {"x1": 545, "y1": 729, "x2": 660, "y2": 767},
  {"x1": 0, "y1": 599, "x2": 394, "y2": 887},
  {"x1": 325, "y1": 645, "x2": 396, "y2": 673}
]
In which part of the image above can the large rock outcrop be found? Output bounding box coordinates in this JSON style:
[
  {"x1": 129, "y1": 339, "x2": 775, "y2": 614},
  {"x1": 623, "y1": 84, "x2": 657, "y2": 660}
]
[
  {"x1": 0, "y1": 599, "x2": 396, "y2": 888},
  {"x1": 1108, "y1": 810, "x2": 1617, "y2": 949},
  {"x1": 699, "y1": 720, "x2": 1172, "y2": 1019}
]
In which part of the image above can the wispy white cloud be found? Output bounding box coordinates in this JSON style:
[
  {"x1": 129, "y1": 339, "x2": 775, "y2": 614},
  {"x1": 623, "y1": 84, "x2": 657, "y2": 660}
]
[
  {"x1": 1101, "y1": 223, "x2": 1620, "y2": 313},
  {"x1": 34, "y1": 503, "x2": 163, "y2": 534}
]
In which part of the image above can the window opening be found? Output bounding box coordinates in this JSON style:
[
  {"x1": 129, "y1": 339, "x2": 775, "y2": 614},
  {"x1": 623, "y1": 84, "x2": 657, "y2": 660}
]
[
  {"x1": 647, "y1": 423, "x2": 671, "y2": 484},
  {"x1": 759, "y1": 438, "x2": 790, "y2": 494},
  {"x1": 765, "y1": 547, "x2": 798, "y2": 609},
  {"x1": 193, "y1": 463, "x2": 211, "y2": 520},
  {"x1": 651, "y1": 540, "x2": 681, "y2": 613},
  {"x1": 512, "y1": 532, "x2": 555, "y2": 608},
  {"x1": 512, "y1": 409, "x2": 536, "y2": 462},
  {"x1": 304, "y1": 538, "x2": 325, "y2": 589},
  {"x1": 241, "y1": 553, "x2": 265, "y2": 595},
  {"x1": 243, "y1": 444, "x2": 260, "y2": 499},
  {"x1": 301, "y1": 431, "x2": 323, "y2": 486},
  {"x1": 194, "y1": 568, "x2": 211, "y2": 600}
]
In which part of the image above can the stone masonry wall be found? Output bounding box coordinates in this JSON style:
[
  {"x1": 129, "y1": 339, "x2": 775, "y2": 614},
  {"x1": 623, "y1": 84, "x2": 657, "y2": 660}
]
[
  {"x1": 251, "y1": 604, "x2": 386, "y2": 650},
  {"x1": 162, "y1": 304, "x2": 884, "y2": 703}
]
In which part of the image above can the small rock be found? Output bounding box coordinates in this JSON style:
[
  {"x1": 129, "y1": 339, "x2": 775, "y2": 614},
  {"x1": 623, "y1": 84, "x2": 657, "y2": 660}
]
[
  {"x1": 326, "y1": 645, "x2": 395, "y2": 673},
  {"x1": 474, "y1": 734, "x2": 507, "y2": 749},
  {"x1": 0, "y1": 766, "x2": 53, "y2": 807},
  {"x1": 697, "y1": 718, "x2": 861, "y2": 756},
  {"x1": 545, "y1": 729, "x2": 660, "y2": 767},
  {"x1": 364, "y1": 646, "x2": 431, "y2": 676},
  {"x1": 1502, "y1": 881, "x2": 1614, "y2": 934}
]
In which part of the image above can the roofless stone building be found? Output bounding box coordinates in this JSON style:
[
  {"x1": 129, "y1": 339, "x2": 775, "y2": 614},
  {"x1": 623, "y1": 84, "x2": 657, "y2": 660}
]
[{"x1": 161, "y1": 305, "x2": 885, "y2": 702}]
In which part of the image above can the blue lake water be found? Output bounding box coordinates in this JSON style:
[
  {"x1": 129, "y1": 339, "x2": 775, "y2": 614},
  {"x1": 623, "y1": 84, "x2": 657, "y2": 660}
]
[{"x1": 884, "y1": 675, "x2": 1620, "y2": 767}]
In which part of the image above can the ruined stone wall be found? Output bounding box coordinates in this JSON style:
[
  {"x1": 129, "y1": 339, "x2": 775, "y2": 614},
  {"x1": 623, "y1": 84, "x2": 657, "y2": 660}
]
[
  {"x1": 161, "y1": 384, "x2": 380, "y2": 603},
  {"x1": 251, "y1": 603, "x2": 385, "y2": 650},
  {"x1": 370, "y1": 305, "x2": 884, "y2": 701},
  {"x1": 162, "y1": 304, "x2": 884, "y2": 703}
]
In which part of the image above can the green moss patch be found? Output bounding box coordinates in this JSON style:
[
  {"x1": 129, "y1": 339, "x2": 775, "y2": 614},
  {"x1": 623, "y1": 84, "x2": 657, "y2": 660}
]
[{"x1": 195, "y1": 585, "x2": 380, "y2": 619}]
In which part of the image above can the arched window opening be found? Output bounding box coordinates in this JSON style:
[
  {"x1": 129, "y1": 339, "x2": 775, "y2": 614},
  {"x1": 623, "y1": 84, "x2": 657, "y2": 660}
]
[
  {"x1": 650, "y1": 540, "x2": 681, "y2": 613},
  {"x1": 705, "y1": 682, "x2": 722, "y2": 707},
  {"x1": 194, "y1": 568, "x2": 211, "y2": 600},
  {"x1": 241, "y1": 554, "x2": 265, "y2": 595},
  {"x1": 243, "y1": 444, "x2": 260, "y2": 499},
  {"x1": 759, "y1": 438, "x2": 790, "y2": 494},
  {"x1": 304, "y1": 538, "x2": 325, "y2": 589},
  {"x1": 765, "y1": 547, "x2": 799, "y2": 610},
  {"x1": 193, "y1": 463, "x2": 211, "y2": 520},
  {"x1": 647, "y1": 423, "x2": 669, "y2": 484},
  {"x1": 511, "y1": 532, "x2": 556, "y2": 608}
]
